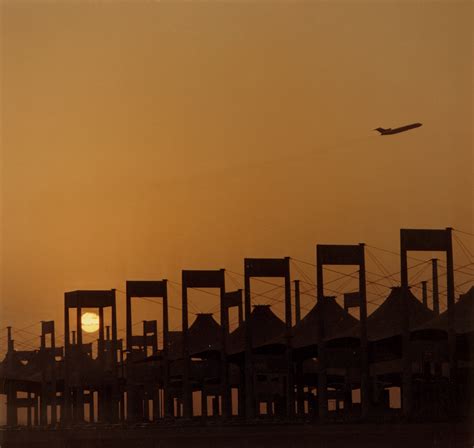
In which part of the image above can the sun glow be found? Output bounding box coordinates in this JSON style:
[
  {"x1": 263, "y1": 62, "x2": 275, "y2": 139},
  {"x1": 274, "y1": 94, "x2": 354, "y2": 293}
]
[{"x1": 81, "y1": 312, "x2": 100, "y2": 333}]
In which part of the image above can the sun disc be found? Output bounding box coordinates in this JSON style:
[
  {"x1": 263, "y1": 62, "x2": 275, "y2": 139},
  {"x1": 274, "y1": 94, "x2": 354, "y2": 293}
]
[{"x1": 81, "y1": 312, "x2": 100, "y2": 333}]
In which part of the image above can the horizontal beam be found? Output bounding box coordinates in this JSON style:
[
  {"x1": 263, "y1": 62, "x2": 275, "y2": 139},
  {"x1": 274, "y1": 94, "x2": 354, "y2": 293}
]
[
  {"x1": 65, "y1": 290, "x2": 115, "y2": 309},
  {"x1": 401, "y1": 228, "x2": 450, "y2": 252},
  {"x1": 126, "y1": 280, "x2": 167, "y2": 298},
  {"x1": 182, "y1": 270, "x2": 225, "y2": 289},
  {"x1": 244, "y1": 258, "x2": 289, "y2": 278},
  {"x1": 317, "y1": 245, "x2": 363, "y2": 266}
]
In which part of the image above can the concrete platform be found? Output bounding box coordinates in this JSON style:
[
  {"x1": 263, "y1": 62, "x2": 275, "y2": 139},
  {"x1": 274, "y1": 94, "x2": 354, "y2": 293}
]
[{"x1": 0, "y1": 421, "x2": 472, "y2": 448}]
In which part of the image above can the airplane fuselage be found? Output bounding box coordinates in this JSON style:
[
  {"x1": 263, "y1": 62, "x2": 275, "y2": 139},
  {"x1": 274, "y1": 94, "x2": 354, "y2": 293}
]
[{"x1": 375, "y1": 122, "x2": 422, "y2": 135}]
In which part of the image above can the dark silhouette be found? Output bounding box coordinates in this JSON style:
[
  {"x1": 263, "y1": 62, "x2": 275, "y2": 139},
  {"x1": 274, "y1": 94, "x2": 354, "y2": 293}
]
[
  {"x1": 374, "y1": 122, "x2": 422, "y2": 135},
  {"x1": 0, "y1": 227, "x2": 472, "y2": 448}
]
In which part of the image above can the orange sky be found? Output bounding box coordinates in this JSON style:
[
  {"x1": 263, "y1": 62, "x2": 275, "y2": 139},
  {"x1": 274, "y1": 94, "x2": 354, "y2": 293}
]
[{"x1": 0, "y1": 1, "x2": 472, "y2": 347}]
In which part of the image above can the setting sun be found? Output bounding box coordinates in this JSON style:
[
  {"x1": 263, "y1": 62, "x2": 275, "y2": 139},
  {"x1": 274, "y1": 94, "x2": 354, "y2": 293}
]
[{"x1": 81, "y1": 312, "x2": 100, "y2": 333}]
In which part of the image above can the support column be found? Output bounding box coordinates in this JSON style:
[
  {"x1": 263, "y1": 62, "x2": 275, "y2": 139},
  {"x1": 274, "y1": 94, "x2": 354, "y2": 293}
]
[
  {"x1": 212, "y1": 396, "x2": 219, "y2": 416},
  {"x1": 40, "y1": 334, "x2": 47, "y2": 426},
  {"x1": 432, "y1": 258, "x2": 440, "y2": 316},
  {"x1": 64, "y1": 304, "x2": 71, "y2": 424},
  {"x1": 99, "y1": 308, "x2": 105, "y2": 357},
  {"x1": 400, "y1": 243, "x2": 412, "y2": 417},
  {"x1": 76, "y1": 306, "x2": 84, "y2": 423},
  {"x1": 176, "y1": 398, "x2": 182, "y2": 418},
  {"x1": 220, "y1": 270, "x2": 231, "y2": 418},
  {"x1": 152, "y1": 388, "x2": 160, "y2": 421},
  {"x1": 33, "y1": 393, "x2": 39, "y2": 426},
  {"x1": 163, "y1": 280, "x2": 172, "y2": 418},
  {"x1": 359, "y1": 244, "x2": 370, "y2": 420},
  {"x1": 238, "y1": 373, "x2": 245, "y2": 417},
  {"x1": 182, "y1": 280, "x2": 192, "y2": 419},
  {"x1": 201, "y1": 390, "x2": 208, "y2": 418},
  {"x1": 421, "y1": 281, "x2": 428, "y2": 308},
  {"x1": 238, "y1": 299, "x2": 243, "y2": 327},
  {"x1": 89, "y1": 391, "x2": 95, "y2": 423},
  {"x1": 6, "y1": 329, "x2": 17, "y2": 426},
  {"x1": 244, "y1": 272, "x2": 254, "y2": 419},
  {"x1": 111, "y1": 293, "x2": 119, "y2": 422},
  {"x1": 294, "y1": 280, "x2": 301, "y2": 324},
  {"x1": 125, "y1": 288, "x2": 134, "y2": 423},
  {"x1": 284, "y1": 257, "x2": 294, "y2": 418},
  {"x1": 296, "y1": 284, "x2": 305, "y2": 417},
  {"x1": 445, "y1": 228, "x2": 457, "y2": 415},
  {"x1": 143, "y1": 394, "x2": 150, "y2": 421},
  {"x1": 296, "y1": 360, "x2": 305, "y2": 416},
  {"x1": 316, "y1": 255, "x2": 328, "y2": 421},
  {"x1": 27, "y1": 393, "x2": 32, "y2": 427},
  {"x1": 51, "y1": 324, "x2": 57, "y2": 426},
  {"x1": 40, "y1": 389, "x2": 47, "y2": 426},
  {"x1": 344, "y1": 370, "x2": 352, "y2": 416}
]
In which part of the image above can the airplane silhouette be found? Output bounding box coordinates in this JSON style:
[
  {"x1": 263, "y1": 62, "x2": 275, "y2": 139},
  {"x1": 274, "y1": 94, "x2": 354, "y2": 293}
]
[{"x1": 374, "y1": 122, "x2": 422, "y2": 135}]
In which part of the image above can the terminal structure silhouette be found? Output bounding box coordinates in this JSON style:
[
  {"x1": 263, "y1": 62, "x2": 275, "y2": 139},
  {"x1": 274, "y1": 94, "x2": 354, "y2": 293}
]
[{"x1": 0, "y1": 227, "x2": 472, "y2": 445}]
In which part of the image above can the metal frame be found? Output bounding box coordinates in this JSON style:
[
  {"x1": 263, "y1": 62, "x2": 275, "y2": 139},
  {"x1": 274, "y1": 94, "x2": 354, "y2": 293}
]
[
  {"x1": 181, "y1": 269, "x2": 226, "y2": 418},
  {"x1": 400, "y1": 228, "x2": 455, "y2": 417},
  {"x1": 244, "y1": 257, "x2": 292, "y2": 419},
  {"x1": 316, "y1": 244, "x2": 368, "y2": 419}
]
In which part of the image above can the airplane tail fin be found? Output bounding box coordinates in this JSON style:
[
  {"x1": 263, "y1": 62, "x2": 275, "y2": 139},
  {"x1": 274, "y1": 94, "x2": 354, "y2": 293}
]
[{"x1": 374, "y1": 127, "x2": 386, "y2": 134}]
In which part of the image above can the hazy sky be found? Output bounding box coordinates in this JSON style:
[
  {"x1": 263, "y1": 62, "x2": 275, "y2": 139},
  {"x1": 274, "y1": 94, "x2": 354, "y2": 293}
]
[{"x1": 0, "y1": 0, "x2": 472, "y2": 349}]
